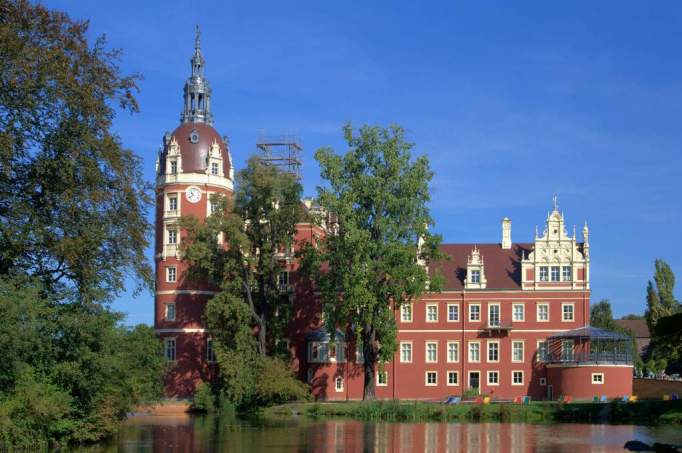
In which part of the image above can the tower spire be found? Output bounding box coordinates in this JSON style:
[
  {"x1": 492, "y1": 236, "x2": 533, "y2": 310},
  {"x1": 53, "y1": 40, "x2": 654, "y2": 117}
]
[{"x1": 181, "y1": 25, "x2": 213, "y2": 125}]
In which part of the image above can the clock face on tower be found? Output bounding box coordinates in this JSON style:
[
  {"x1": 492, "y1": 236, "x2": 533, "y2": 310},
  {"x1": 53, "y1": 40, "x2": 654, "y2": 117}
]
[{"x1": 185, "y1": 187, "x2": 202, "y2": 203}]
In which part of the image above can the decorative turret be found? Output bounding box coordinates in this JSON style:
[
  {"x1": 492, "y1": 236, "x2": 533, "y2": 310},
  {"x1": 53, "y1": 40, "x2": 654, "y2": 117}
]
[{"x1": 180, "y1": 26, "x2": 213, "y2": 125}]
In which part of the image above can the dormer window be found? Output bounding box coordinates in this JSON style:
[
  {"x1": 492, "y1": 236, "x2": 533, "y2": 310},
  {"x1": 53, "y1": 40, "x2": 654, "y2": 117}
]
[
  {"x1": 465, "y1": 246, "x2": 486, "y2": 289},
  {"x1": 539, "y1": 266, "x2": 548, "y2": 281},
  {"x1": 471, "y1": 270, "x2": 481, "y2": 283},
  {"x1": 170, "y1": 160, "x2": 177, "y2": 174},
  {"x1": 211, "y1": 162, "x2": 219, "y2": 175}
]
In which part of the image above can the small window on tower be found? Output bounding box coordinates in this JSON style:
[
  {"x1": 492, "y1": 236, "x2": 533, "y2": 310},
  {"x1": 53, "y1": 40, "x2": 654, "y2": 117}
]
[
  {"x1": 165, "y1": 303, "x2": 176, "y2": 321},
  {"x1": 211, "y1": 162, "x2": 219, "y2": 175},
  {"x1": 166, "y1": 266, "x2": 176, "y2": 283},
  {"x1": 168, "y1": 195, "x2": 178, "y2": 212},
  {"x1": 170, "y1": 160, "x2": 178, "y2": 174}
]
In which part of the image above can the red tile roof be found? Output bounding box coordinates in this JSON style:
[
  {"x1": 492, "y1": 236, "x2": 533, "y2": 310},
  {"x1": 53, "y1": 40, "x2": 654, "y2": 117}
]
[{"x1": 431, "y1": 243, "x2": 533, "y2": 290}]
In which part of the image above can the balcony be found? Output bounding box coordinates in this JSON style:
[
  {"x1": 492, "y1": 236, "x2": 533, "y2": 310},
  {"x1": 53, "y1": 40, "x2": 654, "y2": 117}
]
[
  {"x1": 544, "y1": 326, "x2": 634, "y2": 366},
  {"x1": 163, "y1": 244, "x2": 179, "y2": 259},
  {"x1": 165, "y1": 209, "x2": 180, "y2": 219},
  {"x1": 484, "y1": 320, "x2": 513, "y2": 333}
]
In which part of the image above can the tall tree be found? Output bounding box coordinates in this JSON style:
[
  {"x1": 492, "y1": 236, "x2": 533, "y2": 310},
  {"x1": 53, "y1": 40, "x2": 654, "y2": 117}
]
[
  {"x1": 645, "y1": 259, "x2": 680, "y2": 333},
  {"x1": 305, "y1": 124, "x2": 443, "y2": 400},
  {"x1": 0, "y1": 0, "x2": 152, "y2": 302},
  {"x1": 590, "y1": 299, "x2": 616, "y2": 330},
  {"x1": 181, "y1": 156, "x2": 303, "y2": 356}
]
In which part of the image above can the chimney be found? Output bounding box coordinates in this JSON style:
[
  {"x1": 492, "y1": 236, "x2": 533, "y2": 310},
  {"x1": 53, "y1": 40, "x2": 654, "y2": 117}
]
[{"x1": 501, "y1": 217, "x2": 512, "y2": 249}]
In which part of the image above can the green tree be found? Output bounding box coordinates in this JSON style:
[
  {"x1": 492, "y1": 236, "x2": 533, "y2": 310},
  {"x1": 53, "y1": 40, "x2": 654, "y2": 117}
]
[
  {"x1": 304, "y1": 124, "x2": 443, "y2": 400},
  {"x1": 0, "y1": 0, "x2": 152, "y2": 302},
  {"x1": 590, "y1": 299, "x2": 616, "y2": 330},
  {"x1": 645, "y1": 260, "x2": 680, "y2": 334}
]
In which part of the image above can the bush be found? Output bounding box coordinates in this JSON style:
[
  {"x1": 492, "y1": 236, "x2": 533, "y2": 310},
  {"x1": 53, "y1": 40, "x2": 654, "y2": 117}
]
[
  {"x1": 252, "y1": 357, "x2": 311, "y2": 407},
  {"x1": 191, "y1": 383, "x2": 216, "y2": 413}
]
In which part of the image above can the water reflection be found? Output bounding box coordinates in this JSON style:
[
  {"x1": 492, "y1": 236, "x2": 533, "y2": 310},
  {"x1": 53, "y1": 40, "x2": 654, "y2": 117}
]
[{"x1": 77, "y1": 414, "x2": 682, "y2": 453}]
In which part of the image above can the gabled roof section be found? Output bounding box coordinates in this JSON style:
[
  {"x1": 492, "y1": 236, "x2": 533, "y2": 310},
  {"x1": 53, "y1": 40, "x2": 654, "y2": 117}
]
[{"x1": 431, "y1": 243, "x2": 533, "y2": 291}]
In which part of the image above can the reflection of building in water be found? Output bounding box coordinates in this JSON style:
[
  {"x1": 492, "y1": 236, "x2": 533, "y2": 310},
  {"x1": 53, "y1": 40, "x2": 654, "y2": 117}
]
[{"x1": 155, "y1": 31, "x2": 632, "y2": 401}]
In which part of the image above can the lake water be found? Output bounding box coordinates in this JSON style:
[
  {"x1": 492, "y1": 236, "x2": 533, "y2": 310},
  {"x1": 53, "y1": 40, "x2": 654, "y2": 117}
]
[{"x1": 76, "y1": 414, "x2": 682, "y2": 452}]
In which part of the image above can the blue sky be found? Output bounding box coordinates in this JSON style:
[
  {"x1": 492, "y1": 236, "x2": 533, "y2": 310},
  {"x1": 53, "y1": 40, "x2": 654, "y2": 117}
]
[{"x1": 46, "y1": 1, "x2": 682, "y2": 325}]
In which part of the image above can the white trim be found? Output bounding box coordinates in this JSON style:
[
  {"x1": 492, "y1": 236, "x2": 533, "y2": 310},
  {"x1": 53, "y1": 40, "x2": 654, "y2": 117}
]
[
  {"x1": 468, "y1": 341, "x2": 481, "y2": 363},
  {"x1": 446, "y1": 341, "x2": 460, "y2": 363},
  {"x1": 165, "y1": 266, "x2": 177, "y2": 283},
  {"x1": 468, "y1": 370, "x2": 481, "y2": 391},
  {"x1": 155, "y1": 328, "x2": 206, "y2": 333},
  {"x1": 446, "y1": 370, "x2": 459, "y2": 386},
  {"x1": 425, "y1": 341, "x2": 438, "y2": 363},
  {"x1": 512, "y1": 303, "x2": 525, "y2": 322},
  {"x1": 446, "y1": 303, "x2": 460, "y2": 322},
  {"x1": 487, "y1": 370, "x2": 500, "y2": 386},
  {"x1": 488, "y1": 302, "x2": 501, "y2": 326},
  {"x1": 536, "y1": 303, "x2": 550, "y2": 322},
  {"x1": 591, "y1": 373, "x2": 605, "y2": 384},
  {"x1": 511, "y1": 340, "x2": 525, "y2": 363},
  {"x1": 156, "y1": 290, "x2": 219, "y2": 295},
  {"x1": 425, "y1": 370, "x2": 438, "y2": 386},
  {"x1": 487, "y1": 340, "x2": 500, "y2": 363},
  {"x1": 561, "y1": 303, "x2": 575, "y2": 322},
  {"x1": 157, "y1": 173, "x2": 233, "y2": 190},
  {"x1": 335, "y1": 376, "x2": 344, "y2": 392},
  {"x1": 399, "y1": 341, "x2": 413, "y2": 363},
  {"x1": 511, "y1": 370, "x2": 524, "y2": 386},
  {"x1": 540, "y1": 377, "x2": 547, "y2": 386},
  {"x1": 421, "y1": 292, "x2": 589, "y2": 298},
  {"x1": 469, "y1": 303, "x2": 481, "y2": 322},
  {"x1": 425, "y1": 303, "x2": 439, "y2": 323}
]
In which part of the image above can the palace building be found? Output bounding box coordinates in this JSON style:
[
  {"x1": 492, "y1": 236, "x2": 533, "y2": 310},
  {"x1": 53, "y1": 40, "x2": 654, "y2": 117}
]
[{"x1": 155, "y1": 33, "x2": 633, "y2": 401}]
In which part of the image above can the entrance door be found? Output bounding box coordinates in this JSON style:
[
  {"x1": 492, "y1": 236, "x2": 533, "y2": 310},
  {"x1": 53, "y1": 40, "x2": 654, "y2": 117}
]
[
  {"x1": 547, "y1": 385, "x2": 553, "y2": 401},
  {"x1": 469, "y1": 371, "x2": 480, "y2": 392}
]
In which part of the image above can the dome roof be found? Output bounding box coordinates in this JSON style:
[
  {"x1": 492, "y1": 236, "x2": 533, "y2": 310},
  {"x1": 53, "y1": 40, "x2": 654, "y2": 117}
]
[{"x1": 163, "y1": 122, "x2": 231, "y2": 176}]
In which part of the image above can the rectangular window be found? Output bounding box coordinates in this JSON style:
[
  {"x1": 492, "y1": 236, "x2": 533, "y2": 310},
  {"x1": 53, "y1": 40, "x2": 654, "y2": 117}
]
[
  {"x1": 487, "y1": 371, "x2": 499, "y2": 385},
  {"x1": 471, "y1": 270, "x2": 480, "y2": 283},
  {"x1": 207, "y1": 339, "x2": 216, "y2": 363},
  {"x1": 447, "y1": 341, "x2": 459, "y2": 363},
  {"x1": 488, "y1": 304, "x2": 500, "y2": 326},
  {"x1": 425, "y1": 371, "x2": 437, "y2": 386},
  {"x1": 469, "y1": 304, "x2": 481, "y2": 321},
  {"x1": 512, "y1": 371, "x2": 524, "y2": 385},
  {"x1": 562, "y1": 303, "x2": 574, "y2": 322},
  {"x1": 164, "y1": 338, "x2": 176, "y2": 362},
  {"x1": 551, "y1": 266, "x2": 560, "y2": 282},
  {"x1": 447, "y1": 371, "x2": 459, "y2": 386},
  {"x1": 512, "y1": 341, "x2": 524, "y2": 362},
  {"x1": 537, "y1": 341, "x2": 548, "y2": 362},
  {"x1": 401, "y1": 304, "x2": 413, "y2": 322},
  {"x1": 165, "y1": 303, "x2": 176, "y2": 321},
  {"x1": 166, "y1": 266, "x2": 176, "y2": 283},
  {"x1": 512, "y1": 304, "x2": 524, "y2": 322},
  {"x1": 355, "y1": 342, "x2": 364, "y2": 364},
  {"x1": 210, "y1": 201, "x2": 218, "y2": 215},
  {"x1": 468, "y1": 342, "x2": 480, "y2": 363},
  {"x1": 426, "y1": 342, "x2": 438, "y2": 363},
  {"x1": 167, "y1": 228, "x2": 177, "y2": 244},
  {"x1": 377, "y1": 371, "x2": 388, "y2": 386},
  {"x1": 561, "y1": 340, "x2": 574, "y2": 361},
  {"x1": 562, "y1": 266, "x2": 572, "y2": 281},
  {"x1": 591, "y1": 373, "x2": 604, "y2": 384},
  {"x1": 168, "y1": 195, "x2": 178, "y2": 211},
  {"x1": 447, "y1": 304, "x2": 459, "y2": 322},
  {"x1": 309, "y1": 342, "x2": 330, "y2": 362},
  {"x1": 400, "y1": 342, "x2": 412, "y2": 363},
  {"x1": 278, "y1": 271, "x2": 289, "y2": 291},
  {"x1": 211, "y1": 162, "x2": 219, "y2": 175},
  {"x1": 426, "y1": 304, "x2": 438, "y2": 322},
  {"x1": 487, "y1": 341, "x2": 499, "y2": 362},
  {"x1": 335, "y1": 376, "x2": 344, "y2": 392},
  {"x1": 539, "y1": 266, "x2": 548, "y2": 281},
  {"x1": 537, "y1": 304, "x2": 549, "y2": 322},
  {"x1": 540, "y1": 377, "x2": 547, "y2": 386},
  {"x1": 170, "y1": 160, "x2": 177, "y2": 174}
]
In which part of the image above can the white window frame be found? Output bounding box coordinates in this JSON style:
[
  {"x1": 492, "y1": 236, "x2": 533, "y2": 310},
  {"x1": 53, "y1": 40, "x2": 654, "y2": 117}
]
[
  {"x1": 512, "y1": 303, "x2": 525, "y2": 322},
  {"x1": 446, "y1": 341, "x2": 459, "y2": 363},
  {"x1": 468, "y1": 341, "x2": 481, "y2": 363},
  {"x1": 469, "y1": 304, "x2": 481, "y2": 322},
  {"x1": 170, "y1": 160, "x2": 178, "y2": 174},
  {"x1": 164, "y1": 337, "x2": 176, "y2": 362},
  {"x1": 446, "y1": 370, "x2": 459, "y2": 386},
  {"x1": 400, "y1": 341, "x2": 413, "y2": 363},
  {"x1": 377, "y1": 371, "x2": 388, "y2": 386},
  {"x1": 537, "y1": 340, "x2": 548, "y2": 362},
  {"x1": 591, "y1": 373, "x2": 604, "y2": 385},
  {"x1": 471, "y1": 269, "x2": 481, "y2": 283},
  {"x1": 512, "y1": 340, "x2": 524, "y2": 363},
  {"x1": 550, "y1": 266, "x2": 560, "y2": 282},
  {"x1": 447, "y1": 303, "x2": 459, "y2": 322},
  {"x1": 425, "y1": 341, "x2": 438, "y2": 363},
  {"x1": 512, "y1": 370, "x2": 524, "y2": 386},
  {"x1": 487, "y1": 340, "x2": 500, "y2": 363},
  {"x1": 425, "y1": 303, "x2": 438, "y2": 323},
  {"x1": 539, "y1": 266, "x2": 548, "y2": 281},
  {"x1": 562, "y1": 266, "x2": 572, "y2": 281},
  {"x1": 488, "y1": 303, "x2": 500, "y2": 327},
  {"x1": 562, "y1": 303, "x2": 575, "y2": 322},
  {"x1": 167, "y1": 193, "x2": 178, "y2": 212},
  {"x1": 540, "y1": 377, "x2": 547, "y2": 386},
  {"x1": 166, "y1": 266, "x2": 177, "y2": 283},
  {"x1": 167, "y1": 227, "x2": 178, "y2": 245},
  {"x1": 537, "y1": 303, "x2": 549, "y2": 322},
  {"x1": 211, "y1": 161, "x2": 219, "y2": 176},
  {"x1": 335, "y1": 376, "x2": 344, "y2": 392},
  {"x1": 165, "y1": 303, "x2": 176, "y2": 321},
  {"x1": 401, "y1": 303, "x2": 413, "y2": 323},
  {"x1": 487, "y1": 370, "x2": 499, "y2": 386},
  {"x1": 207, "y1": 338, "x2": 217, "y2": 363},
  {"x1": 425, "y1": 371, "x2": 438, "y2": 386}
]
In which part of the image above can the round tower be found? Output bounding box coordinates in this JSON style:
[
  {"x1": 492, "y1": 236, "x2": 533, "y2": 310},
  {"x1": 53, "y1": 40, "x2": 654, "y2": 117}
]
[{"x1": 154, "y1": 27, "x2": 233, "y2": 397}]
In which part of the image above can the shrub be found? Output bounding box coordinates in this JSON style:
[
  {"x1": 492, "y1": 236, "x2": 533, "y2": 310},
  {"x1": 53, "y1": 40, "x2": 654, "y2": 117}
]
[{"x1": 191, "y1": 383, "x2": 216, "y2": 413}]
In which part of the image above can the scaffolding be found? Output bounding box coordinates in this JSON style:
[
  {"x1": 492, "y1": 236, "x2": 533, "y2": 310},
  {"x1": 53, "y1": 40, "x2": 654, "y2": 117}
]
[{"x1": 256, "y1": 133, "x2": 302, "y2": 179}]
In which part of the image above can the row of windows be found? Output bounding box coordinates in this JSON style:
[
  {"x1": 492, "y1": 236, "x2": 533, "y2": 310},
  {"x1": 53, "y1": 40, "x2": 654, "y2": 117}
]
[
  {"x1": 164, "y1": 338, "x2": 216, "y2": 363},
  {"x1": 166, "y1": 161, "x2": 221, "y2": 176},
  {"x1": 400, "y1": 302, "x2": 575, "y2": 323},
  {"x1": 355, "y1": 370, "x2": 527, "y2": 387},
  {"x1": 162, "y1": 269, "x2": 289, "y2": 288},
  {"x1": 538, "y1": 266, "x2": 572, "y2": 282},
  {"x1": 400, "y1": 340, "x2": 534, "y2": 364}
]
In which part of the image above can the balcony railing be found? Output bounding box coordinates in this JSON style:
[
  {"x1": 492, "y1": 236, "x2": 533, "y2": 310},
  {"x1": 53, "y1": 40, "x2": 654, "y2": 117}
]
[
  {"x1": 544, "y1": 351, "x2": 632, "y2": 365},
  {"x1": 165, "y1": 209, "x2": 180, "y2": 218}
]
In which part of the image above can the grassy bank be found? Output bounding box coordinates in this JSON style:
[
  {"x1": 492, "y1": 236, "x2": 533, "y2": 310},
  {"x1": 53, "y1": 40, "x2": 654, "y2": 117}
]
[{"x1": 264, "y1": 400, "x2": 682, "y2": 425}]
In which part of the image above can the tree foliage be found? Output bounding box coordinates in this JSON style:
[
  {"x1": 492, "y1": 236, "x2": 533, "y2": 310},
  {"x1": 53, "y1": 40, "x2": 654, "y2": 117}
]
[
  {"x1": 0, "y1": 0, "x2": 152, "y2": 302},
  {"x1": 181, "y1": 157, "x2": 309, "y2": 408},
  {"x1": 645, "y1": 260, "x2": 682, "y2": 373},
  {"x1": 590, "y1": 299, "x2": 616, "y2": 331},
  {"x1": 303, "y1": 123, "x2": 443, "y2": 400},
  {"x1": 645, "y1": 259, "x2": 680, "y2": 334}
]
